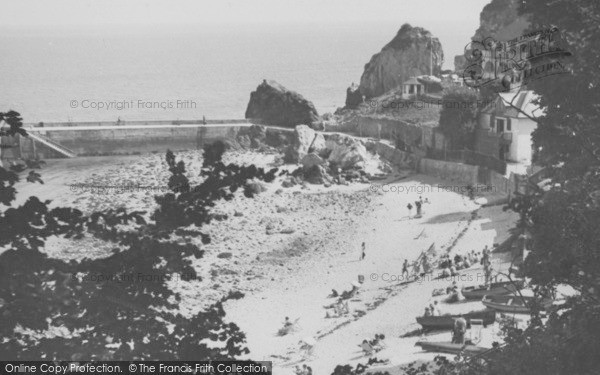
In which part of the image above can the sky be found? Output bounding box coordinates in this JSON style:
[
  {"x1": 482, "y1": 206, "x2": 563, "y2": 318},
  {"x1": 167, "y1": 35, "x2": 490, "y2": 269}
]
[{"x1": 1, "y1": 0, "x2": 489, "y2": 66}]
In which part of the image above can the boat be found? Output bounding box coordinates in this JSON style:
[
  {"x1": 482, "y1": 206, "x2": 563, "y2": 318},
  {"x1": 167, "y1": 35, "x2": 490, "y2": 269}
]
[
  {"x1": 416, "y1": 309, "x2": 496, "y2": 330},
  {"x1": 415, "y1": 341, "x2": 490, "y2": 356},
  {"x1": 462, "y1": 280, "x2": 525, "y2": 300},
  {"x1": 482, "y1": 294, "x2": 552, "y2": 313}
]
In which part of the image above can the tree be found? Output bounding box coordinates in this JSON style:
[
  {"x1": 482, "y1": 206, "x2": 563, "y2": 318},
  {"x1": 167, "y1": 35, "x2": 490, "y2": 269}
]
[
  {"x1": 438, "y1": 1, "x2": 600, "y2": 374},
  {"x1": 438, "y1": 86, "x2": 480, "y2": 150},
  {"x1": 0, "y1": 112, "x2": 278, "y2": 359}
]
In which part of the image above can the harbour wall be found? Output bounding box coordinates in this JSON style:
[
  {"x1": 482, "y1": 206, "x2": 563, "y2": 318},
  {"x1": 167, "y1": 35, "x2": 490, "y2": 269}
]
[{"x1": 28, "y1": 125, "x2": 245, "y2": 156}]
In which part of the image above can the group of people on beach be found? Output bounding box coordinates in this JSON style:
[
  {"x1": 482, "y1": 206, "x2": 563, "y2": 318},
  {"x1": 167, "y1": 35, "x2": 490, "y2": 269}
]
[
  {"x1": 423, "y1": 300, "x2": 443, "y2": 317},
  {"x1": 294, "y1": 364, "x2": 313, "y2": 375},
  {"x1": 359, "y1": 334, "x2": 387, "y2": 354},
  {"x1": 406, "y1": 195, "x2": 430, "y2": 219}
]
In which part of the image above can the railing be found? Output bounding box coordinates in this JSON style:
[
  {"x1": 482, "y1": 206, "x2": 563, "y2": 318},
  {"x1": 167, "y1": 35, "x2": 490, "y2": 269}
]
[
  {"x1": 27, "y1": 133, "x2": 77, "y2": 158},
  {"x1": 426, "y1": 147, "x2": 507, "y2": 175},
  {"x1": 25, "y1": 119, "x2": 250, "y2": 128}
]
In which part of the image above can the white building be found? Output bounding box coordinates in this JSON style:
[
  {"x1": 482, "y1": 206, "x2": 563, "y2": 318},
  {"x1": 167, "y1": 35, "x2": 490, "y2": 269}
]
[{"x1": 477, "y1": 90, "x2": 544, "y2": 164}]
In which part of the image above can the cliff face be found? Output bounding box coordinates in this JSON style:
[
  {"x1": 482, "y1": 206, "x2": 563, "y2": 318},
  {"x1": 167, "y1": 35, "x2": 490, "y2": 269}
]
[
  {"x1": 358, "y1": 24, "x2": 444, "y2": 99},
  {"x1": 472, "y1": 0, "x2": 529, "y2": 42},
  {"x1": 454, "y1": 0, "x2": 529, "y2": 72},
  {"x1": 245, "y1": 80, "x2": 320, "y2": 128}
]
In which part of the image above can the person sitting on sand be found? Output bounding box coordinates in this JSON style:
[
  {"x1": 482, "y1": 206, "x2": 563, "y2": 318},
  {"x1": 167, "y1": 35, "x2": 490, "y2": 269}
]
[
  {"x1": 454, "y1": 254, "x2": 463, "y2": 265},
  {"x1": 328, "y1": 289, "x2": 339, "y2": 298},
  {"x1": 339, "y1": 283, "x2": 361, "y2": 300},
  {"x1": 450, "y1": 264, "x2": 458, "y2": 276},
  {"x1": 463, "y1": 258, "x2": 471, "y2": 269},
  {"x1": 359, "y1": 339, "x2": 375, "y2": 355},
  {"x1": 433, "y1": 301, "x2": 442, "y2": 316},
  {"x1": 369, "y1": 334, "x2": 386, "y2": 351},
  {"x1": 440, "y1": 267, "x2": 451, "y2": 278},
  {"x1": 278, "y1": 317, "x2": 296, "y2": 335},
  {"x1": 446, "y1": 285, "x2": 465, "y2": 303},
  {"x1": 439, "y1": 256, "x2": 449, "y2": 270},
  {"x1": 423, "y1": 306, "x2": 432, "y2": 317}
]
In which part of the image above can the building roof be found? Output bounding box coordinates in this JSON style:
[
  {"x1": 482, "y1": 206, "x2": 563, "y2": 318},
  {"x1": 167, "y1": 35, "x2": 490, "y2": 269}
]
[
  {"x1": 403, "y1": 77, "x2": 422, "y2": 85},
  {"x1": 482, "y1": 90, "x2": 544, "y2": 118}
]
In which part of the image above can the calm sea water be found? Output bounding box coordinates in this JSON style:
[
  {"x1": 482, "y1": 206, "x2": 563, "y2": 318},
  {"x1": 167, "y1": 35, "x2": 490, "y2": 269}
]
[{"x1": 0, "y1": 24, "x2": 401, "y2": 123}]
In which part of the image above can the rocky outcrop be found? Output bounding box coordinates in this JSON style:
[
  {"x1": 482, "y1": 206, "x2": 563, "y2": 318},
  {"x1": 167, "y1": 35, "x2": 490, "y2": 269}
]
[
  {"x1": 300, "y1": 153, "x2": 326, "y2": 169},
  {"x1": 235, "y1": 124, "x2": 294, "y2": 149},
  {"x1": 471, "y1": 0, "x2": 529, "y2": 42},
  {"x1": 283, "y1": 125, "x2": 326, "y2": 163},
  {"x1": 453, "y1": 0, "x2": 529, "y2": 76},
  {"x1": 245, "y1": 80, "x2": 320, "y2": 128},
  {"x1": 345, "y1": 83, "x2": 363, "y2": 109},
  {"x1": 325, "y1": 133, "x2": 368, "y2": 170},
  {"x1": 358, "y1": 24, "x2": 444, "y2": 99}
]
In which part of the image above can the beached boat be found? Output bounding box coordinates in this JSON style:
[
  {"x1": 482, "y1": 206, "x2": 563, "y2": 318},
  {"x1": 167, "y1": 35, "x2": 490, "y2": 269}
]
[
  {"x1": 415, "y1": 341, "x2": 490, "y2": 356},
  {"x1": 482, "y1": 294, "x2": 552, "y2": 313},
  {"x1": 416, "y1": 309, "x2": 496, "y2": 330},
  {"x1": 462, "y1": 280, "x2": 525, "y2": 300}
]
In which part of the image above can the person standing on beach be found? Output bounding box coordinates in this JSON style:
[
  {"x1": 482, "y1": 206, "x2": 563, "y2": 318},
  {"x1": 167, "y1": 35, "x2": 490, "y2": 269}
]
[
  {"x1": 453, "y1": 315, "x2": 467, "y2": 344},
  {"x1": 422, "y1": 255, "x2": 430, "y2": 274},
  {"x1": 415, "y1": 200, "x2": 422, "y2": 217},
  {"x1": 360, "y1": 242, "x2": 366, "y2": 261},
  {"x1": 407, "y1": 203, "x2": 413, "y2": 218},
  {"x1": 402, "y1": 259, "x2": 409, "y2": 280},
  {"x1": 481, "y1": 246, "x2": 491, "y2": 268}
]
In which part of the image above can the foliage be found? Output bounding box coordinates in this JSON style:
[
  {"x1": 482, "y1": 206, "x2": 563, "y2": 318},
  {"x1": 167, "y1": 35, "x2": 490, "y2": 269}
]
[
  {"x1": 0, "y1": 112, "x2": 277, "y2": 359},
  {"x1": 442, "y1": 0, "x2": 600, "y2": 374},
  {"x1": 438, "y1": 86, "x2": 480, "y2": 150},
  {"x1": 330, "y1": 358, "x2": 390, "y2": 375}
]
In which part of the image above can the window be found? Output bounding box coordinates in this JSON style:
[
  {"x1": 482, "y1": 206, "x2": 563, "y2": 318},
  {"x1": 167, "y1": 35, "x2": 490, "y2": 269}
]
[
  {"x1": 507, "y1": 118, "x2": 512, "y2": 131},
  {"x1": 496, "y1": 118, "x2": 505, "y2": 133}
]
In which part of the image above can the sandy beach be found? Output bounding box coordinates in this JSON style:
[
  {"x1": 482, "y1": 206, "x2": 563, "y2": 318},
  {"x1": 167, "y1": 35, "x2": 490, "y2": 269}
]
[{"x1": 10, "y1": 148, "x2": 519, "y2": 374}]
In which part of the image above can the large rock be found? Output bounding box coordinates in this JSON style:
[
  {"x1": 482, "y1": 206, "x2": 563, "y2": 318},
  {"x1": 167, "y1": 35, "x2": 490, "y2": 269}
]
[
  {"x1": 359, "y1": 24, "x2": 444, "y2": 98},
  {"x1": 345, "y1": 83, "x2": 363, "y2": 109},
  {"x1": 300, "y1": 153, "x2": 325, "y2": 169},
  {"x1": 284, "y1": 125, "x2": 327, "y2": 163},
  {"x1": 245, "y1": 80, "x2": 320, "y2": 128},
  {"x1": 325, "y1": 133, "x2": 368, "y2": 170},
  {"x1": 303, "y1": 165, "x2": 329, "y2": 185},
  {"x1": 236, "y1": 124, "x2": 267, "y2": 148}
]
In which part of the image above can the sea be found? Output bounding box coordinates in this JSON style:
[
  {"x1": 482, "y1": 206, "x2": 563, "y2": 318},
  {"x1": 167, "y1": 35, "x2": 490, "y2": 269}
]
[{"x1": 0, "y1": 24, "x2": 413, "y2": 124}]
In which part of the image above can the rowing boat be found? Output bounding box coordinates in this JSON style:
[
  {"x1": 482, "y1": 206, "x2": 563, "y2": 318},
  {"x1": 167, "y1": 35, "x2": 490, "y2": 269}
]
[
  {"x1": 462, "y1": 280, "x2": 524, "y2": 300},
  {"x1": 415, "y1": 341, "x2": 490, "y2": 356},
  {"x1": 482, "y1": 294, "x2": 552, "y2": 313},
  {"x1": 416, "y1": 309, "x2": 496, "y2": 330}
]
